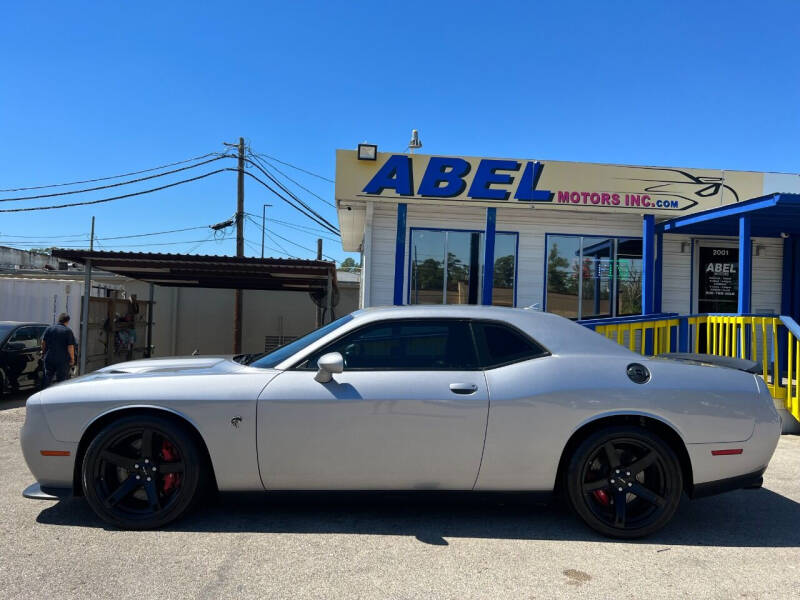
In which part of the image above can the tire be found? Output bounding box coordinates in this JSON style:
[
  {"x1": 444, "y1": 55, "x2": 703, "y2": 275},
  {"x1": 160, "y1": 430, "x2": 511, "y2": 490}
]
[
  {"x1": 81, "y1": 414, "x2": 204, "y2": 529},
  {"x1": 565, "y1": 426, "x2": 683, "y2": 539}
]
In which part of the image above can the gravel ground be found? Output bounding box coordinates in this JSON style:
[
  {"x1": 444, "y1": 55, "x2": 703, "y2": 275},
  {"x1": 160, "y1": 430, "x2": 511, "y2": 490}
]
[{"x1": 2, "y1": 395, "x2": 799, "y2": 600}]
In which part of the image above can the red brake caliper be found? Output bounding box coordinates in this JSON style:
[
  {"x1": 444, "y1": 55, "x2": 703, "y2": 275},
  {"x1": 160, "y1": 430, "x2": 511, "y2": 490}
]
[
  {"x1": 593, "y1": 489, "x2": 610, "y2": 505},
  {"x1": 161, "y1": 440, "x2": 181, "y2": 494}
]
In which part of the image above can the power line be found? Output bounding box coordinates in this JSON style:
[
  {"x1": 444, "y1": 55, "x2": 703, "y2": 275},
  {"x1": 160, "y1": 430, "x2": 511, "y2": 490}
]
[
  {"x1": 0, "y1": 168, "x2": 233, "y2": 213},
  {"x1": 243, "y1": 212, "x2": 340, "y2": 242},
  {"x1": 244, "y1": 238, "x2": 294, "y2": 259},
  {"x1": 242, "y1": 158, "x2": 339, "y2": 233},
  {"x1": 245, "y1": 214, "x2": 332, "y2": 259},
  {"x1": 0, "y1": 155, "x2": 233, "y2": 202},
  {"x1": 7, "y1": 236, "x2": 230, "y2": 250},
  {"x1": 269, "y1": 229, "x2": 337, "y2": 261},
  {"x1": 250, "y1": 152, "x2": 334, "y2": 183},
  {"x1": 248, "y1": 152, "x2": 335, "y2": 207},
  {"x1": 0, "y1": 231, "x2": 90, "y2": 239},
  {"x1": 96, "y1": 224, "x2": 216, "y2": 241},
  {"x1": 242, "y1": 170, "x2": 340, "y2": 235},
  {"x1": 244, "y1": 216, "x2": 294, "y2": 256},
  {"x1": 245, "y1": 156, "x2": 336, "y2": 228},
  {"x1": 0, "y1": 151, "x2": 225, "y2": 192},
  {"x1": 0, "y1": 220, "x2": 234, "y2": 245}
]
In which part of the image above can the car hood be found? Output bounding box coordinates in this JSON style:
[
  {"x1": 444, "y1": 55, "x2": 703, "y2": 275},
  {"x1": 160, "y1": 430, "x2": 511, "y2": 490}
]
[{"x1": 67, "y1": 356, "x2": 246, "y2": 384}]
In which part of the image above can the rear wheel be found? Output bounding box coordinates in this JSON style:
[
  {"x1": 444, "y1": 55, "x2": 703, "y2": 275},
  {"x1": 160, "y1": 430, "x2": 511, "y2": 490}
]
[
  {"x1": 82, "y1": 414, "x2": 203, "y2": 529},
  {"x1": 565, "y1": 426, "x2": 683, "y2": 539}
]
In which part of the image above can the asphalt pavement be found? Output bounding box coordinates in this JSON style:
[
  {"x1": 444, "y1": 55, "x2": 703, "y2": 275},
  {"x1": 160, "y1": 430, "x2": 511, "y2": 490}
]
[{"x1": 2, "y1": 394, "x2": 799, "y2": 599}]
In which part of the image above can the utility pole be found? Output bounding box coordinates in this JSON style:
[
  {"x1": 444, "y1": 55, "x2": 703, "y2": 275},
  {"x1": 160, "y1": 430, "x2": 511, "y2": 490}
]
[
  {"x1": 234, "y1": 137, "x2": 245, "y2": 354},
  {"x1": 79, "y1": 216, "x2": 95, "y2": 375},
  {"x1": 260, "y1": 203, "x2": 272, "y2": 259},
  {"x1": 315, "y1": 238, "x2": 323, "y2": 328}
]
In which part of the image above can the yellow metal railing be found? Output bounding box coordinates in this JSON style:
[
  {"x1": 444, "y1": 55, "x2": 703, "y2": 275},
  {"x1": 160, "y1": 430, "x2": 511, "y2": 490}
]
[
  {"x1": 594, "y1": 317, "x2": 680, "y2": 356},
  {"x1": 592, "y1": 313, "x2": 800, "y2": 422}
]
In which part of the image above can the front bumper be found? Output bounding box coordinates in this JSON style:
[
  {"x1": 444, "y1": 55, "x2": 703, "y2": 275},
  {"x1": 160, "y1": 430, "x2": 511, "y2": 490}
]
[
  {"x1": 20, "y1": 393, "x2": 78, "y2": 490},
  {"x1": 22, "y1": 482, "x2": 71, "y2": 500}
]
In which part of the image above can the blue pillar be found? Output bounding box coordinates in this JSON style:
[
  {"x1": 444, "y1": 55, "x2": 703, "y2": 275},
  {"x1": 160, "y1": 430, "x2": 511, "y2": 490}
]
[
  {"x1": 481, "y1": 208, "x2": 497, "y2": 305},
  {"x1": 738, "y1": 215, "x2": 751, "y2": 314},
  {"x1": 393, "y1": 203, "x2": 407, "y2": 305},
  {"x1": 654, "y1": 232, "x2": 663, "y2": 313},
  {"x1": 781, "y1": 237, "x2": 793, "y2": 316},
  {"x1": 642, "y1": 215, "x2": 655, "y2": 315}
]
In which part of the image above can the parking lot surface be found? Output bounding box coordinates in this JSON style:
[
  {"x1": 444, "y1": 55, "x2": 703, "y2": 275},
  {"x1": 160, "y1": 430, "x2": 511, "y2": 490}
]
[{"x1": 2, "y1": 396, "x2": 800, "y2": 600}]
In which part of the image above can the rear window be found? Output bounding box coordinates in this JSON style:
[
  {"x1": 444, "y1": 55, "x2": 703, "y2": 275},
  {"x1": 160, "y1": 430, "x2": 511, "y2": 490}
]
[{"x1": 472, "y1": 322, "x2": 549, "y2": 369}]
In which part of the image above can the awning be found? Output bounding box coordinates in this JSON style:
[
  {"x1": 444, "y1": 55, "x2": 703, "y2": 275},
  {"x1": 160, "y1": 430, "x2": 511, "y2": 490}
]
[
  {"x1": 50, "y1": 250, "x2": 337, "y2": 292},
  {"x1": 657, "y1": 193, "x2": 800, "y2": 237}
]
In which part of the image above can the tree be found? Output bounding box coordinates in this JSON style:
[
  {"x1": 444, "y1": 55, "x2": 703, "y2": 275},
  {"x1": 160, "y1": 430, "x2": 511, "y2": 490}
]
[
  {"x1": 339, "y1": 257, "x2": 361, "y2": 273},
  {"x1": 493, "y1": 255, "x2": 515, "y2": 287},
  {"x1": 546, "y1": 243, "x2": 571, "y2": 293}
]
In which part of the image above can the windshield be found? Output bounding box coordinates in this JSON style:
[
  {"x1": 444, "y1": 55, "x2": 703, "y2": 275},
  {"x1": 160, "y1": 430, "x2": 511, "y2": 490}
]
[
  {"x1": 0, "y1": 324, "x2": 15, "y2": 342},
  {"x1": 249, "y1": 314, "x2": 354, "y2": 369}
]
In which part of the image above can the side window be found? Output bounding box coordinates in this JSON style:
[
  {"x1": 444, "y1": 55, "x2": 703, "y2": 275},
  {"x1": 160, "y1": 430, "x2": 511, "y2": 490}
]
[
  {"x1": 305, "y1": 320, "x2": 478, "y2": 371},
  {"x1": 472, "y1": 322, "x2": 549, "y2": 369},
  {"x1": 9, "y1": 327, "x2": 40, "y2": 349}
]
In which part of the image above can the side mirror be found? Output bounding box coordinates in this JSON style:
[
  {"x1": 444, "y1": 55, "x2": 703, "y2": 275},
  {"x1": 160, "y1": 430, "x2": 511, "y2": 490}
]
[
  {"x1": 4, "y1": 341, "x2": 25, "y2": 351},
  {"x1": 314, "y1": 352, "x2": 344, "y2": 383}
]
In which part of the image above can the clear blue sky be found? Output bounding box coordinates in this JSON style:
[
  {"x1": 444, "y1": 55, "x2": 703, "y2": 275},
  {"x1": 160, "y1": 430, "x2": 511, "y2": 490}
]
[{"x1": 1, "y1": 1, "x2": 798, "y2": 264}]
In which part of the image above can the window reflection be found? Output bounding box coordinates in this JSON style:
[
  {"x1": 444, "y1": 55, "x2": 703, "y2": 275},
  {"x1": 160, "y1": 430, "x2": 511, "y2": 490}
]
[
  {"x1": 545, "y1": 235, "x2": 642, "y2": 319},
  {"x1": 409, "y1": 229, "x2": 517, "y2": 306},
  {"x1": 616, "y1": 238, "x2": 643, "y2": 316},
  {"x1": 410, "y1": 230, "x2": 445, "y2": 304},
  {"x1": 492, "y1": 234, "x2": 516, "y2": 307},
  {"x1": 546, "y1": 236, "x2": 580, "y2": 318}
]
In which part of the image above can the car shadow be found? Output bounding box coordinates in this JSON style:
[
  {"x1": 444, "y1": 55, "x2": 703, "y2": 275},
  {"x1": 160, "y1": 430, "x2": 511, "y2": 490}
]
[{"x1": 35, "y1": 487, "x2": 800, "y2": 547}]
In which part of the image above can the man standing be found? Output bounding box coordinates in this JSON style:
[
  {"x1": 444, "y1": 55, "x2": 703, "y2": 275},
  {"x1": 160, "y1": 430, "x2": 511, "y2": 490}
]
[{"x1": 41, "y1": 313, "x2": 76, "y2": 388}]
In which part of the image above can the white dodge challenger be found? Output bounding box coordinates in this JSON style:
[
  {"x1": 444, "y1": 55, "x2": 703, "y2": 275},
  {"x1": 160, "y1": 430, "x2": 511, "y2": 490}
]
[{"x1": 21, "y1": 306, "x2": 781, "y2": 538}]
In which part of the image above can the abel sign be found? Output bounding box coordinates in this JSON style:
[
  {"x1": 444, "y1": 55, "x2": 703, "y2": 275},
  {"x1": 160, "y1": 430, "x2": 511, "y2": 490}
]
[{"x1": 335, "y1": 150, "x2": 766, "y2": 214}]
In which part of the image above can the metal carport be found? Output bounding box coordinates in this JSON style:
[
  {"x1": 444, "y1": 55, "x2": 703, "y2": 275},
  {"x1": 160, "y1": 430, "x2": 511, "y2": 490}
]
[{"x1": 50, "y1": 250, "x2": 338, "y2": 373}]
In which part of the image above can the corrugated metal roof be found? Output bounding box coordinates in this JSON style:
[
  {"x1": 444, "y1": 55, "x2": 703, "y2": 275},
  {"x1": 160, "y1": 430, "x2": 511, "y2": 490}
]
[{"x1": 50, "y1": 249, "x2": 337, "y2": 292}]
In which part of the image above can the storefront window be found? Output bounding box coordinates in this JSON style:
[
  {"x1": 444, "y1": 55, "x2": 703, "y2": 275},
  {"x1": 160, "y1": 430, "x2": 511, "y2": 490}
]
[
  {"x1": 409, "y1": 229, "x2": 517, "y2": 306},
  {"x1": 545, "y1": 235, "x2": 642, "y2": 319}
]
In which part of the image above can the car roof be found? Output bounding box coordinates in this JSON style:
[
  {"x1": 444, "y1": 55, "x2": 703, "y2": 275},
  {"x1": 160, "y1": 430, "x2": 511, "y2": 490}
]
[
  {"x1": 334, "y1": 306, "x2": 635, "y2": 358},
  {"x1": 0, "y1": 321, "x2": 48, "y2": 327}
]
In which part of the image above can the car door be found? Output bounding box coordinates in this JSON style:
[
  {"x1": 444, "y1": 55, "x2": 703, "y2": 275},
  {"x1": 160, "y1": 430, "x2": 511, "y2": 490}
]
[
  {"x1": 3, "y1": 326, "x2": 41, "y2": 389},
  {"x1": 257, "y1": 319, "x2": 489, "y2": 490}
]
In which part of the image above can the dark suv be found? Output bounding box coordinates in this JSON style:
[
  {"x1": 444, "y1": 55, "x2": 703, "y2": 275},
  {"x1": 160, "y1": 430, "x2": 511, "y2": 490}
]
[{"x1": 0, "y1": 322, "x2": 48, "y2": 399}]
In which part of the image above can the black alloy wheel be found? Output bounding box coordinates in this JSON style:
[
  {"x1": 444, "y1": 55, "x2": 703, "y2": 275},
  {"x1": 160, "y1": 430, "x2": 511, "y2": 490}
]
[
  {"x1": 565, "y1": 426, "x2": 683, "y2": 539},
  {"x1": 82, "y1": 414, "x2": 203, "y2": 529}
]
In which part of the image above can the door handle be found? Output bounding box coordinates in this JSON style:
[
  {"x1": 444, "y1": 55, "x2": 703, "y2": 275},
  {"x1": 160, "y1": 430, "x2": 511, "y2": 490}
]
[{"x1": 449, "y1": 383, "x2": 478, "y2": 395}]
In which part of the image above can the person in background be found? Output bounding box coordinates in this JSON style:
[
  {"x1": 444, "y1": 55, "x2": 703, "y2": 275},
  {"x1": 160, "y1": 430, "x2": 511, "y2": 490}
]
[{"x1": 41, "y1": 313, "x2": 76, "y2": 388}]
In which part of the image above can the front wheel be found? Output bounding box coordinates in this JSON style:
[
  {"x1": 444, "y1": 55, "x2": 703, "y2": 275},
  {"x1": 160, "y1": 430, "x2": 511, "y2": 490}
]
[
  {"x1": 82, "y1": 414, "x2": 203, "y2": 529},
  {"x1": 565, "y1": 426, "x2": 683, "y2": 539}
]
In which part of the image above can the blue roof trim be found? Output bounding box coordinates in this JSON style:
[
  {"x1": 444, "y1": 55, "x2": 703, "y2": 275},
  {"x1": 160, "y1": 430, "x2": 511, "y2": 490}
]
[{"x1": 657, "y1": 193, "x2": 800, "y2": 237}]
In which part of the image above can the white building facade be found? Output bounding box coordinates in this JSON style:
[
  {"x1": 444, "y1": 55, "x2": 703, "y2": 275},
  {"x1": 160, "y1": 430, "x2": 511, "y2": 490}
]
[{"x1": 335, "y1": 150, "x2": 800, "y2": 320}]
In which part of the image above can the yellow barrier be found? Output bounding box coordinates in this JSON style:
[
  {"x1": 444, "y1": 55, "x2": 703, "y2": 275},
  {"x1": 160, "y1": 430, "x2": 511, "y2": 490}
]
[
  {"x1": 594, "y1": 318, "x2": 679, "y2": 356},
  {"x1": 594, "y1": 314, "x2": 800, "y2": 422}
]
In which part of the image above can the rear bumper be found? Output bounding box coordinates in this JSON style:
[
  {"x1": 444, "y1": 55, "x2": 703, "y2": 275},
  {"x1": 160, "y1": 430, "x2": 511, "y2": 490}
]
[{"x1": 689, "y1": 467, "x2": 766, "y2": 499}]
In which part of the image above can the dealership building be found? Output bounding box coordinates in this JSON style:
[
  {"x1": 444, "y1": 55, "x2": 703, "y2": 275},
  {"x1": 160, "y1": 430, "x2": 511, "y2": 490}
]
[{"x1": 335, "y1": 148, "x2": 800, "y2": 324}]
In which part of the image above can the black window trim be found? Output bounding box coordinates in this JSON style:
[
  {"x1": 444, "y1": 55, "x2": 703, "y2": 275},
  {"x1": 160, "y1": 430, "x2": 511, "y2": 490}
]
[
  {"x1": 291, "y1": 317, "x2": 550, "y2": 372},
  {"x1": 292, "y1": 317, "x2": 482, "y2": 372},
  {"x1": 470, "y1": 319, "x2": 551, "y2": 370}
]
